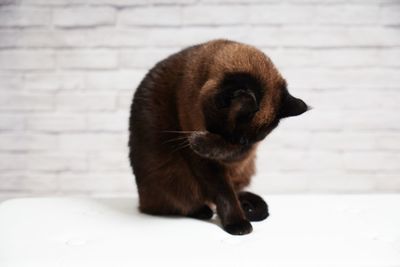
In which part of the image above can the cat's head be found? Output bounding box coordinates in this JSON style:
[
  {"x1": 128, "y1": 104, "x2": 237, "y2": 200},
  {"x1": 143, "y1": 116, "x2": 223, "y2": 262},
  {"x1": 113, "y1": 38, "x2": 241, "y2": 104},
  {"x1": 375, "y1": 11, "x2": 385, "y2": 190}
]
[
  {"x1": 190, "y1": 67, "x2": 309, "y2": 162},
  {"x1": 210, "y1": 72, "x2": 308, "y2": 144}
]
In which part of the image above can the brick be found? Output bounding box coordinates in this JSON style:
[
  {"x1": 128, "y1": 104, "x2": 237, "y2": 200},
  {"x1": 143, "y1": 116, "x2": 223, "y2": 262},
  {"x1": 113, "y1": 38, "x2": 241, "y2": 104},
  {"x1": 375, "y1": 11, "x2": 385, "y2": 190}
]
[
  {"x1": 53, "y1": 7, "x2": 116, "y2": 27},
  {"x1": 0, "y1": 154, "x2": 24, "y2": 171},
  {"x1": 250, "y1": 171, "x2": 311, "y2": 193},
  {"x1": 249, "y1": 4, "x2": 315, "y2": 25},
  {"x1": 119, "y1": 7, "x2": 181, "y2": 26},
  {"x1": 315, "y1": 5, "x2": 379, "y2": 25},
  {"x1": 263, "y1": 48, "x2": 314, "y2": 68},
  {"x1": 86, "y1": 27, "x2": 247, "y2": 48},
  {"x1": 0, "y1": 6, "x2": 51, "y2": 27},
  {"x1": 117, "y1": 28, "x2": 181, "y2": 47},
  {"x1": 0, "y1": 171, "x2": 58, "y2": 193},
  {"x1": 375, "y1": 174, "x2": 400, "y2": 192},
  {"x1": 308, "y1": 132, "x2": 400, "y2": 151},
  {"x1": 24, "y1": 72, "x2": 85, "y2": 90},
  {"x1": 0, "y1": 171, "x2": 24, "y2": 192},
  {"x1": 87, "y1": 111, "x2": 129, "y2": 131},
  {"x1": 182, "y1": 5, "x2": 247, "y2": 25},
  {"x1": 251, "y1": 171, "x2": 379, "y2": 193},
  {"x1": 381, "y1": 4, "x2": 400, "y2": 25},
  {"x1": 150, "y1": 0, "x2": 196, "y2": 4},
  {"x1": 380, "y1": 49, "x2": 400, "y2": 67},
  {"x1": 26, "y1": 113, "x2": 86, "y2": 132},
  {"x1": 88, "y1": 0, "x2": 149, "y2": 6},
  {"x1": 0, "y1": 29, "x2": 90, "y2": 49},
  {"x1": 312, "y1": 49, "x2": 381, "y2": 68},
  {"x1": 55, "y1": 92, "x2": 116, "y2": 111},
  {"x1": 343, "y1": 152, "x2": 400, "y2": 171},
  {"x1": 0, "y1": 114, "x2": 25, "y2": 130},
  {"x1": 250, "y1": 27, "x2": 400, "y2": 48},
  {"x1": 268, "y1": 48, "x2": 400, "y2": 68},
  {"x1": 256, "y1": 147, "x2": 344, "y2": 172},
  {"x1": 306, "y1": 173, "x2": 378, "y2": 193},
  {"x1": 22, "y1": 0, "x2": 88, "y2": 5},
  {"x1": 201, "y1": 0, "x2": 278, "y2": 4},
  {"x1": 87, "y1": 150, "x2": 130, "y2": 172},
  {"x1": 176, "y1": 27, "x2": 248, "y2": 47},
  {"x1": 260, "y1": 130, "x2": 311, "y2": 150},
  {"x1": 119, "y1": 48, "x2": 176, "y2": 69},
  {"x1": 343, "y1": 110, "x2": 400, "y2": 130},
  {"x1": 85, "y1": 70, "x2": 144, "y2": 90},
  {"x1": 0, "y1": 30, "x2": 21, "y2": 48},
  {"x1": 281, "y1": 109, "x2": 344, "y2": 131},
  {"x1": 27, "y1": 152, "x2": 87, "y2": 172},
  {"x1": 0, "y1": 0, "x2": 19, "y2": 4},
  {"x1": 291, "y1": 0, "x2": 380, "y2": 2},
  {"x1": 0, "y1": 93, "x2": 53, "y2": 111},
  {"x1": 0, "y1": 50, "x2": 55, "y2": 70},
  {"x1": 53, "y1": 29, "x2": 90, "y2": 48},
  {"x1": 282, "y1": 107, "x2": 400, "y2": 132},
  {"x1": 303, "y1": 90, "x2": 400, "y2": 110},
  {"x1": 0, "y1": 133, "x2": 58, "y2": 151},
  {"x1": 57, "y1": 171, "x2": 133, "y2": 193},
  {"x1": 0, "y1": 73, "x2": 23, "y2": 90},
  {"x1": 58, "y1": 133, "x2": 127, "y2": 151},
  {"x1": 57, "y1": 49, "x2": 118, "y2": 70},
  {"x1": 0, "y1": 30, "x2": 85, "y2": 48},
  {"x1": 0, "y1": 152, "x2": 87, "y2": 172},
  {"x1": 281, "y1": 68, "x2": 400, "y2": 89},
  {"x1": 117, "y1": 91, "x2": 134, "y2": 110},
  {"x1": 377, "y1": 134, "x2": 400, "y2": 150},
  {"x1": 85, "y1": 29, "x2": 141, "y2": 47}
]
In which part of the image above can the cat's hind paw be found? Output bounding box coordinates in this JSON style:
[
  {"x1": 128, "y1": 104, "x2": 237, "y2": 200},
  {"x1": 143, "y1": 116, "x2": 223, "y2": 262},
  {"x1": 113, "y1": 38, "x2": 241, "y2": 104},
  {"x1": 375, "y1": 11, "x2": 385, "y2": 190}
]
[
  {"x1": 188, "y1": 205, "x2": 214, "y2": 220},
  {"x1": 238, "y1": 191, "x2": 269, "y2": 222}
]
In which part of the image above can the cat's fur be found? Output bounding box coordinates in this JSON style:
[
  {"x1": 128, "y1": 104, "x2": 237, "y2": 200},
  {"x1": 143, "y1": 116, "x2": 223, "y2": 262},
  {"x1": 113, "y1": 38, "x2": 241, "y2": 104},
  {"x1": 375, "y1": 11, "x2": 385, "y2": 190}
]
[{"x1": 128, "y1": 39, "x2": 308, "y2": 235}]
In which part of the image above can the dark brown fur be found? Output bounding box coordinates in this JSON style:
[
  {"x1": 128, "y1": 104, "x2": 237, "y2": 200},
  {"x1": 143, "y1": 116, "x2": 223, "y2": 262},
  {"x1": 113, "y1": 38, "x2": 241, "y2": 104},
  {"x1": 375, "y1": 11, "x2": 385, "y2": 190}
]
[{"x1": 128, "y1": 40, "x2": 308, "y2": 235}]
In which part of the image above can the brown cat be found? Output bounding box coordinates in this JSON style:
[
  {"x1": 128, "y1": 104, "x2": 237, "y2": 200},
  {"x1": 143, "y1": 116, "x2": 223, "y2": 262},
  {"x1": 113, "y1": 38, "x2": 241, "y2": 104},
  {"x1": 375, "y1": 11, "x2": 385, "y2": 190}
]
[{"x1": 128, "y1": 39, "x2": 309, "y2": 235}]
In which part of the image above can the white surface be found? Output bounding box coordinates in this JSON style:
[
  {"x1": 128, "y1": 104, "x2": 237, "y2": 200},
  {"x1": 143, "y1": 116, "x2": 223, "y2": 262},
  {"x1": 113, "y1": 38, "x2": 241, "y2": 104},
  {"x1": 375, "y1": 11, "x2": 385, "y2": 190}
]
[{"x1": 0, "y1": 195, "x2": 399, "y2": 267}]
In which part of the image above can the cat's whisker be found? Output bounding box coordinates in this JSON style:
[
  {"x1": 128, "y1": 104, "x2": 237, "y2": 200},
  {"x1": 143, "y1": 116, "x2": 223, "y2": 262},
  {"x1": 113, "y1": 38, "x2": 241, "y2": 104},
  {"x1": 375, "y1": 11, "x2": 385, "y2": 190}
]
[
  {"x1": 162, "y1": 135, "x2": 188, "y2": 145},
  {"x1": 170, "y1": 140, "x2": 191, "y2": 154},
  {"x1": 161, "y1": 130, "x2": 201, "y2": 134},
  {"x1": 173, "y1": 143, "x2": 191, "y2": 154}
]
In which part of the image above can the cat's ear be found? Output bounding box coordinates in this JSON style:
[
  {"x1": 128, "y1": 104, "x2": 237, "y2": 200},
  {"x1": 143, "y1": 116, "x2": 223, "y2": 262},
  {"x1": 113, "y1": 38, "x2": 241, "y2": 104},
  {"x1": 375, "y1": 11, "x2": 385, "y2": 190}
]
[{"x1": 279, "y1": 93, "x2": 309, "y2": 118}]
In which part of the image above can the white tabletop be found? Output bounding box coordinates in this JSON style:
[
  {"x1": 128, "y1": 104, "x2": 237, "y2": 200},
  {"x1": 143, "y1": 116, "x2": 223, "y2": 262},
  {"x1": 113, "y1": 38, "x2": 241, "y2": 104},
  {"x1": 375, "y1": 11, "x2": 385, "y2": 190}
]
[{"x1": 0, "y1": 195, "x2": 399, "y2": 267}]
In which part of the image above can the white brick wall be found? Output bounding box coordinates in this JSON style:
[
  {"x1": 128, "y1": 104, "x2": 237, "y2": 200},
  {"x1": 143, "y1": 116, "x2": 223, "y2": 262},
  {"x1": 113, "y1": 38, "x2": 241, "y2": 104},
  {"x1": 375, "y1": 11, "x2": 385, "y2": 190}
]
[{"x1": 0, "y1": 0, "x2": 399, "y2": 198}]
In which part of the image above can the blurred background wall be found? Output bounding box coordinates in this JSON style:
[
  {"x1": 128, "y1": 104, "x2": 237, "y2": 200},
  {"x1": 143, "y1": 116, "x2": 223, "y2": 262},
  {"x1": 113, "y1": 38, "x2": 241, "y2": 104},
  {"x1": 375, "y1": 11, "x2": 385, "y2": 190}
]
[{"x1": 0, "y1": 0, "x2": 399, "y2": 199}]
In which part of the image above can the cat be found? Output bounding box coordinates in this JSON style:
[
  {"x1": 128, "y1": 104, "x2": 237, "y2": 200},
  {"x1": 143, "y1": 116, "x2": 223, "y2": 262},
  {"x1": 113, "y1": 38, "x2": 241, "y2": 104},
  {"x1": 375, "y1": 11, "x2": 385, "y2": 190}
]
[{"x1": 128, "y1": 39, "x2": 309, "y2": 235}]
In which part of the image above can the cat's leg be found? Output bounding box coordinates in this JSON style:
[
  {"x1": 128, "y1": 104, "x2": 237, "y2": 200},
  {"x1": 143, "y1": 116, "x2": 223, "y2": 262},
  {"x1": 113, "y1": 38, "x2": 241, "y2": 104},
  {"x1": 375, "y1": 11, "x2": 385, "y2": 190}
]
[
  {"x1": 185, "y1": 157, "x2": 252, "y2": 235},
  {"x1": 238, "y1": 191, "x2": 269, "y2": 222},
  {"x1": 215, "y1": 191, "x2": 253, "y2": 235},
  {"x1": 138, "y1": 185, "x2": 190, "y2": 217},
  {"x1": 138, "y1": 180, "x2": 211, "y2": 220},
  {"x1": 187, "y1": 205, "x2": 214, "y2": 220},
  {"x1": 139, "y1": 198, "x2": 183, "y2": 216},
  {"x1": 205, "y1": 170, "x2": 252, "y2": 235}
]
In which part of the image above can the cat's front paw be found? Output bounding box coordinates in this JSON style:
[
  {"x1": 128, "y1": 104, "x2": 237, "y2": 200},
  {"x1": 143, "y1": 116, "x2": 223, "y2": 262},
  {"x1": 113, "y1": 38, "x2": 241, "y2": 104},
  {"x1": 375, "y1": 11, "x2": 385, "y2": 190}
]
[{"x1": 224, "y1": 219, "x2": 253, "y2": 235}]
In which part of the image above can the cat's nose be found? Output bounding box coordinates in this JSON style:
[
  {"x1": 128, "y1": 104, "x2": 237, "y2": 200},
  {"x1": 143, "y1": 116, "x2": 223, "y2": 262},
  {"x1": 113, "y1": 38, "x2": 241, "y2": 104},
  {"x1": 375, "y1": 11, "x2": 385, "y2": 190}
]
[
  {"x1": 239, "y1": 137, "x2": 249, "y2": 146},
  {"x1": 228, "y1": 135, "x2": 249, "y2": 146}
]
